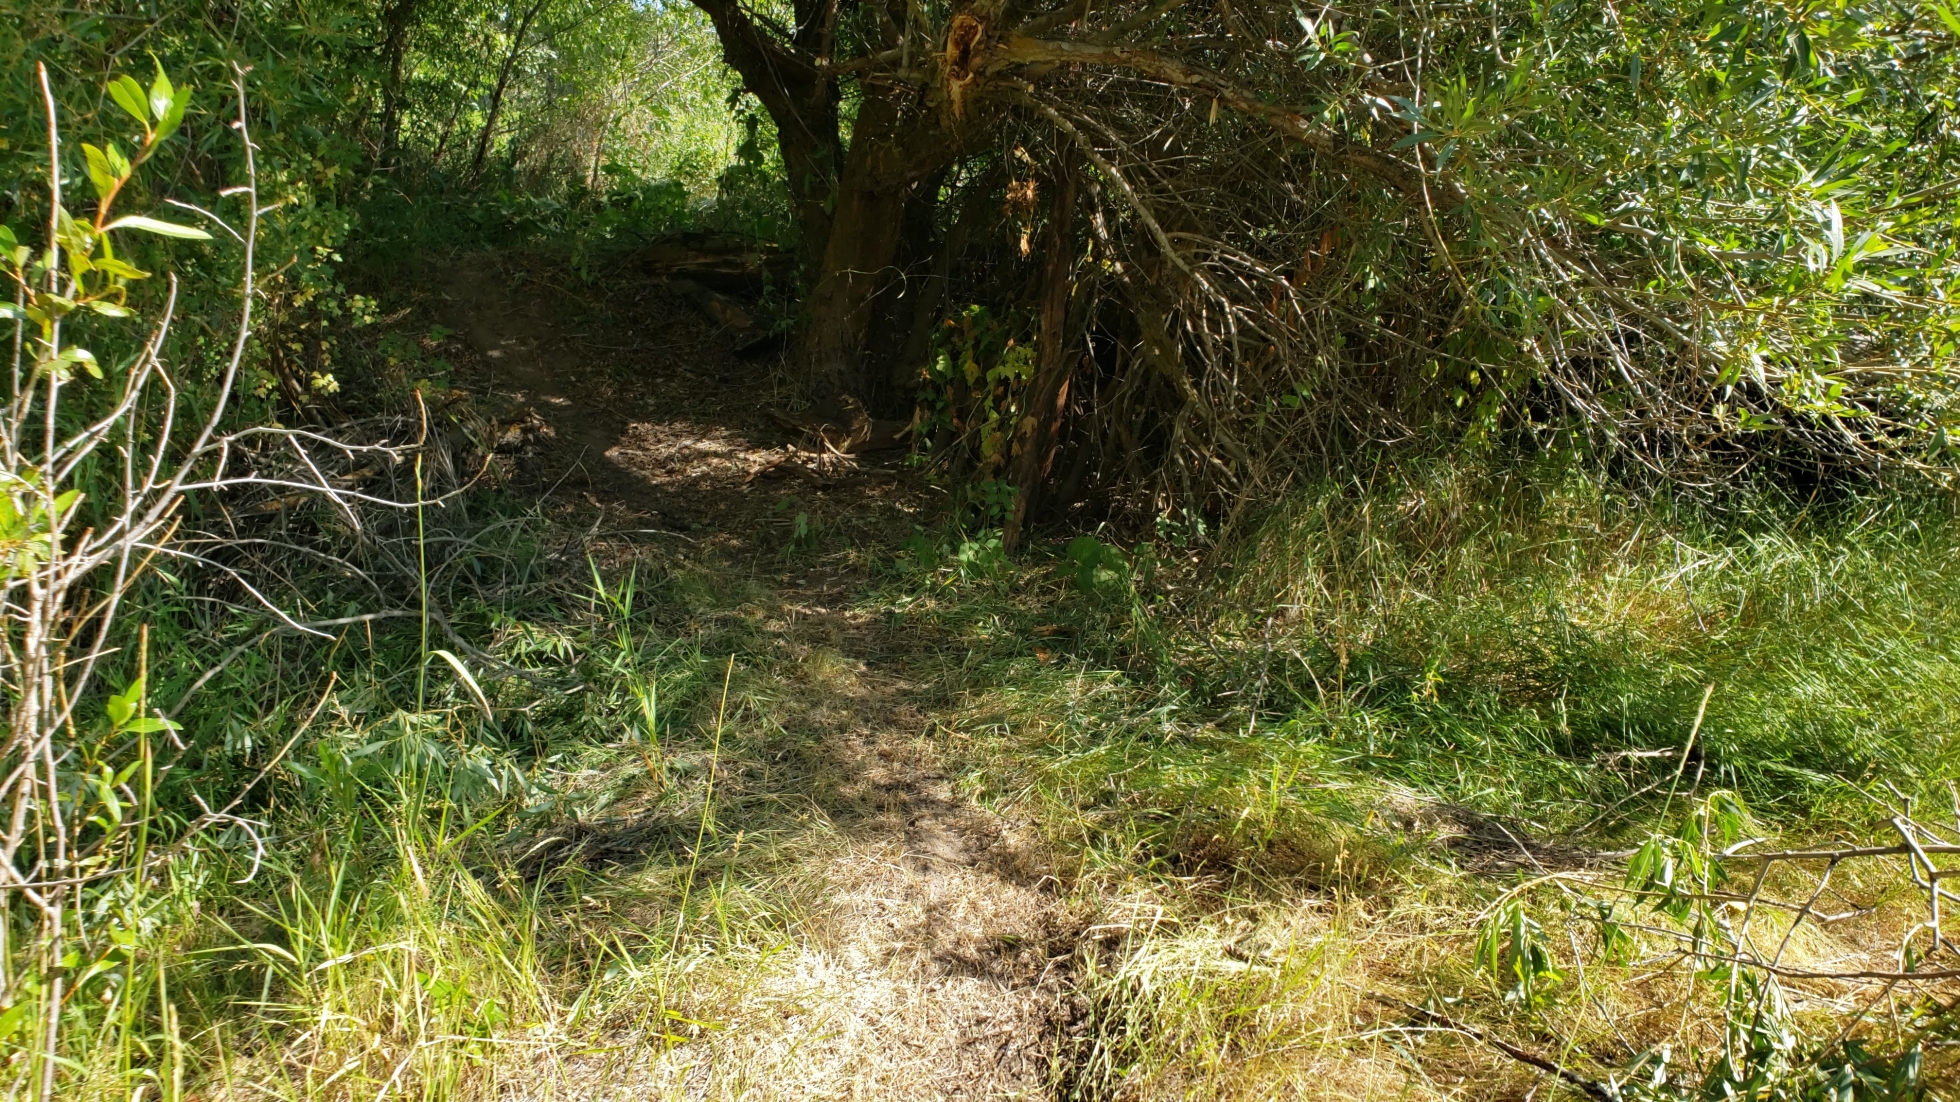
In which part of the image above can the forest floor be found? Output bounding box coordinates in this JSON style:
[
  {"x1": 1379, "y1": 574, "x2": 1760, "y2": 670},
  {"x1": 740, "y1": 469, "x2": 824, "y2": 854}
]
[
  {"x1": 431, "y1": 255, "x2": 1090, "y2": 1097},
  {"x1": 381, "y1": 251, "x2": 1932, "y2": 1101}
]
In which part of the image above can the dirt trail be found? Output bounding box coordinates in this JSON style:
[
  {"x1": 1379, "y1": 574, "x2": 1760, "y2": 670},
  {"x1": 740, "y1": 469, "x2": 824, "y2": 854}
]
[{"x1": 437, "y1": 257, "x2": 1078, "y2": 1098}]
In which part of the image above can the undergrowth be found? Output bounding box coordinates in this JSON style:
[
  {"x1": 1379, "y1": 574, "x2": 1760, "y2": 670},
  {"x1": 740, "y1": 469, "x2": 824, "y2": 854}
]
[
  {"x1": 30, "y1": 295, "x2": 1960, "y2": 1099},
  {"x1": 886, "y1": 463, "x2": 1960, "y2": 1098},
  {"x1": 907, "y1": 464, "x2": 1960, "y2": 846},
  {"x1": 5, "y1": 4, "x2": 1955, "y2": 1094}
]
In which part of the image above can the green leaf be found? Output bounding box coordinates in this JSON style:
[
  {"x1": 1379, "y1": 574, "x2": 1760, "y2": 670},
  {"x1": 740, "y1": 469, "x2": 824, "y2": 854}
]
[
  {"x1": 0, "y1": 1002, "x2": 29, "y2": 1041},
  {"x1": 156, "y1": 86, "x2": 193, "y2": 144},
  {"x1": 429, "y1": 649, "x2": 498, "y2": 727},
  {"x1": 106, "y1": 683, "x2": 137, "y2": 729},
  {"x1": 121, "y1": 718, "x2": 181, "y2": 734},
  {"x1": 91, "y1": 256, "x2": 148, "y2": 280},
  {"x1": 52, "y1": 347, "x2": 101, "y2": 379},
  {"x1": 81, "y1": 144, "x2": 117, "y2": 201},
  {"x1": 102, "y1": 215, "x2": 210, "y2": 240},
  {"x1": 1929, "y1": 0, "x2": 1960, "y2": 37},
  {"x1": 86, "y1": 301, "x2": 132, "y2": 319},
  {"x1": 148, "y1": 65, "x2": 174, "y2": 122},
  {"x1": 54, "y1": 206, "x2": 94, "y2": 255},
  {"x1": 107, "y1": 76, "x2": 149, "y2": 129}
]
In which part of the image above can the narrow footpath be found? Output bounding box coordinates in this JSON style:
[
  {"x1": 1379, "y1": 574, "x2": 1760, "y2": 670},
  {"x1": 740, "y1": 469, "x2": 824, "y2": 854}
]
[{"x1": 438, "y1": 254, "x2": 1083, "y2": 1098}]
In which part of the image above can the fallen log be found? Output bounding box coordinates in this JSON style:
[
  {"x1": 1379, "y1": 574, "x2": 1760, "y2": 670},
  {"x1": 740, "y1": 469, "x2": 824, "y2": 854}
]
[{"x1": 637, "y1": 232, "x2": 789, "y2": 293}]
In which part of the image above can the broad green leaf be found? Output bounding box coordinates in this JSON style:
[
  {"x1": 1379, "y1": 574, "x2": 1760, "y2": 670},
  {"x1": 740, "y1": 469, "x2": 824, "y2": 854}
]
[
  {"x1": 54, "y1": 206, "x2": 94, "y2": 254},
  {"x1": 156, "y1": 86, "x2": 193, "y2": 144},
  {"x1": 52, "y1": 348, "x2": 100, "y2": 379},
  {"x1": 86, "y1": 301, "x2": 132, "y2": 318},
  {"x1": 106, "y1": 686, "x2": 136, "y2": 728},
  {"x1": 107, "y1": 76, "x2": 149, "y2": 128},
  {"x1": 103, "y1": 215, "x2": 210, "y2": 240},
  {"x1": 81, "y1": 144, "x2": 117, "y2": 201}
]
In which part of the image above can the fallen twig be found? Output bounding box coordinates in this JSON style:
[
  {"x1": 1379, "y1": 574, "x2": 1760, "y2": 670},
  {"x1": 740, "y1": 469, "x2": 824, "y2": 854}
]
[{"x1": 1365, "y1": 992, "x2": 1618, "y2": 1101}]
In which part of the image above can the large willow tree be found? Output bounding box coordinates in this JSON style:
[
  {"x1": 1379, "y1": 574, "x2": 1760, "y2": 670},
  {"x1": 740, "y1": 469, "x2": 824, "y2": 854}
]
[{"x1": 690, "y1": 0, "x2": 1960, "y2": 534}]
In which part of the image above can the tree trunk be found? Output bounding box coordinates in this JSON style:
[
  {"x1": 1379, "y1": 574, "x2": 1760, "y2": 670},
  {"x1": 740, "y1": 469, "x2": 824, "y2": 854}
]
[
  {"x1": 794, "y1": 84, "x2": 966, "y2": 422},
  {"x1": 469, "y1": 0, "x2": 548, "y2": 184},
  {"x1": 688, "y1": 0, "x2": 842, "y2": 274},
  {"x1": 689, "y1": 0, "x2": 966, "y2": 416},
  {"x1": 775, "y1": 116, "x2": 841, "y2": 275},
  {"x1": 798, "y1": 182, "x2": 911, "y2": 418},
  {"x1": 1002, "y1": 166, "x2": 1080, "y2": 552},
  {"x1": 377, "y1": 0, "x2": 420, "y2": 159}
]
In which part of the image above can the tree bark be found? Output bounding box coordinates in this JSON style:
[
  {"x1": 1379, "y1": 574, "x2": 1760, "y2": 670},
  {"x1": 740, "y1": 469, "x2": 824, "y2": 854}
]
[
  {"x1": 799, "y1": 88, "x2": 912, "y2": 407},
  {"x1": 377, "y1": 0, "x2": 420, "y2": 160},
  {"x1": 1002, "y1": 165, "x2": 1079, "y2": 551},
  {"x1": 798, "y1": 84, "x2": 971, "y2": 421},
  {"x1": 688, "y1": 0, "x2": 843, "y2": 273}
]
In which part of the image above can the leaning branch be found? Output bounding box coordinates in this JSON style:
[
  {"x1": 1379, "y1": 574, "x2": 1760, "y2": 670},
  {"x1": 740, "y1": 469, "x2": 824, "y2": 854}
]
[{"x1": 988, "y1": 36, "x2": 1443, "y2": 200}]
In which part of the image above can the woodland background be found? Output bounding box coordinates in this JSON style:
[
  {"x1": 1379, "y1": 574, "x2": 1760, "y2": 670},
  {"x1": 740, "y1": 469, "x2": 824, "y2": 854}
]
[{"x1": 4, "y1": 0, "x2": 1960, "y2": 1099}]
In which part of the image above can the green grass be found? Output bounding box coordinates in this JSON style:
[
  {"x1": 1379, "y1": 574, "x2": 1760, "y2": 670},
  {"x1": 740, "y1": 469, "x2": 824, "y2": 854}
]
[
  {"x1": 907, "y1": 463, "x2": 1960, "y2": 848},
  {"x1": 858, "y1": 463, "x2": 1960, "y2": 1098},
  {"x1": 1216, "y1": 466, "x2": 1960, "y2": 833},
  {"x1": 41, "y1": 440, "x2": 1960, "y2": 1100}
]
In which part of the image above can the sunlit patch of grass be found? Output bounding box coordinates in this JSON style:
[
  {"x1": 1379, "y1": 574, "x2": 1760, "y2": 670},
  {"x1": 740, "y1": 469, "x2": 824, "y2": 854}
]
[
  {"x1": 876, "y1": 464, "x2": 1960, "y2": 1098},
  {"x1": 1206, "y1": 465, "x2": 1960, "y2": 832},
  {"x1": 952, "y1": 665, "x2": 1395, "y2": 889}
]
